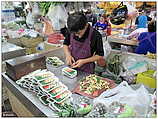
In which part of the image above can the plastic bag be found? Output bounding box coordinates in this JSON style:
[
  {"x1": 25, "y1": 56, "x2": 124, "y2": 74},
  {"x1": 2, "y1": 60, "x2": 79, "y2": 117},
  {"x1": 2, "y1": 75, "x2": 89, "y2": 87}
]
[
  {"x1": 93, "y1": 81, "x2": 151, "y2": 117},
  {"x1": 36, "y1": 42, "x2": 44, "y2": 51},
  {"x1": 102, "y1": 37, "x2": 111, "y2": 58},
  {"x1": 122, "y1": 56, "x2": 148, "y2": 75},
  {"x1": 26, "y1": 10, "x2": 35, "y2": 29},
  {"x1": 123, "y1": 2, "x2": 138, "y2": 20},
  {"x1": 32, "y1": 2, "x2": 40, "y2": 16},
  {"x1": 46, "y1": 4, "x2": 68, "y2": 30}
]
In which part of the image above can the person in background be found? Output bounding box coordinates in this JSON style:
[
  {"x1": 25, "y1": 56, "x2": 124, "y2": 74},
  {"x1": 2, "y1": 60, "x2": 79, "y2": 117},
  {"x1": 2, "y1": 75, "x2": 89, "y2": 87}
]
[
  {"x1": 92, "y1": 14, "x2": 97, "y2": 27},
  {"x1": 135, "y1": 10, "x2": 152, "y2": 28},
  {"x1": 135, "y1": 20, "x2": 156, "y2": 54},
  {"x1": 127, "y1": 27, "x2": 148, "y2": 40},
  {"x1": 63, "y1": 12, "x2": 105, "y2": 74},
  {"x1": 85, "y1": 9, "x2": 93, "y2": 22},
  {"x1": 94, "y1": 16, "x2": 108, "y2": 31},
  {"x1": 85, "y1": 9, "x2": 97, "y2": 27},
  {"x1": 102, "y1": 14, "x2": 111, "y2": 36}
]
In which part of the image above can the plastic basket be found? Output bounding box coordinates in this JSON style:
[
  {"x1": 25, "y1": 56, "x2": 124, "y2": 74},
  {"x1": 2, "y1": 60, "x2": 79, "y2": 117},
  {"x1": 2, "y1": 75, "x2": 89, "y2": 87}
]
[{"x1": 136, "y1": 70, "x2": 156, "y2": 88}]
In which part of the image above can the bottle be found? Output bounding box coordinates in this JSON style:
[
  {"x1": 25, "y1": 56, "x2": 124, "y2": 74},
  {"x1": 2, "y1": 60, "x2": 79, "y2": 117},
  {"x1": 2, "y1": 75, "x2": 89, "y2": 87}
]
[{"x1": 121, "y1": 45, "x2": 128, "y2": 54}]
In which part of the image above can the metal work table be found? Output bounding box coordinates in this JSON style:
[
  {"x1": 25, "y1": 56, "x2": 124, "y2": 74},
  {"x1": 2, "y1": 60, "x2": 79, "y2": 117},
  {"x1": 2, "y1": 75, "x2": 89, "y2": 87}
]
[
  {"x1": 2, "y1": 42, "x2": 26, "y2": 61},
  {"x1": 2, "y1": 42, "x2": 26, "y2": 105},
  {"x1": 2, "y1": 73, "x2": 56, "y2": 117},
  {"x1": 2, "y1": 62, "x2": 90, "y2": 117}
]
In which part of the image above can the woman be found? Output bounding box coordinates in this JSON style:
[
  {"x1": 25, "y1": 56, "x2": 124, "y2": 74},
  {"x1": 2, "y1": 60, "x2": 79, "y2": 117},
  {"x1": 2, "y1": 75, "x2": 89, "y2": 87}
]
[
  {"x1": 103, "y1": 14, "x2": 112, "y2": 36},
  {"x1": 63, "y1": 12, "x2": 105, "y2": 74},
  {"x1": 94, "y1": 16, "x2": 108, "y2": 31},
  {"x1": 135, "y1": 21, "x2": 156, "y2": 54}
]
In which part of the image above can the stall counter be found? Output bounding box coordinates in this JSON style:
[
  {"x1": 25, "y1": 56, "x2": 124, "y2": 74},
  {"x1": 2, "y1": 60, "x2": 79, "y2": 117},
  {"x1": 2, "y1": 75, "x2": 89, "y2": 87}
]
[
  {"x1": 2, "y1": 48, "x2": 156, "y2": 117},
  {"x1": 2, "y1": 64, "x2": 90, "y2": 117}
]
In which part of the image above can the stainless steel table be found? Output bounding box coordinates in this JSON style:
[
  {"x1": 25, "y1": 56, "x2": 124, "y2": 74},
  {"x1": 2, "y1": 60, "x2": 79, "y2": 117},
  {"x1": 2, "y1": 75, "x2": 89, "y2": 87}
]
[
  {"x1": 2, "y1": 63, "x2": 91, "y2": 117},
  {"x1": 2, "y1": 42, "x2": 26, "y2": 61},
  {"x1": 2, "y1": 42, "x2": 26, "y2": 105}
]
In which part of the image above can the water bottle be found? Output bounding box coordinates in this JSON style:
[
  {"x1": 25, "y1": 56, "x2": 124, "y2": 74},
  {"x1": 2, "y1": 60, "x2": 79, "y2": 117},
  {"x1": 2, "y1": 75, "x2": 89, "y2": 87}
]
[{"x1": 121, "y1": 45, "x2": 128, "y2": 54}]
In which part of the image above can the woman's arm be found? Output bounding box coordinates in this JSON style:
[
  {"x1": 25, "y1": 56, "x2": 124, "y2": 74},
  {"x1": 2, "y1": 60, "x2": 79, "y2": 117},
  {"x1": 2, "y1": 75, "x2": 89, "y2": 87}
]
[{"x1": 63, "y1": 45, "x2": 75, "y2": 66}]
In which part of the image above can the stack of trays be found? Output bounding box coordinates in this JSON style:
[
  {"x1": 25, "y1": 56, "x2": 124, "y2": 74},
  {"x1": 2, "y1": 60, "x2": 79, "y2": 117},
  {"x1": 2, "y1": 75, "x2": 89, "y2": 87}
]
[
  {"x1": 62, "y1": 67, "x2": 77, "y2": 78},
  {"x1": 16, "y1": 69, "x2": 72, "y2": 111},
  {"x1": 38, "y1": 76, "x2": 72, "y2": 104}
]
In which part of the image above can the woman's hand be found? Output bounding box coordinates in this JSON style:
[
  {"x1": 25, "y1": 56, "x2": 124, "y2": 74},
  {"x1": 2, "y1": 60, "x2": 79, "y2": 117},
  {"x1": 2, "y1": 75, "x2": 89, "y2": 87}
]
[
  {"x1": 71, "y1": 59, "x2": 86, "y2": 68},
  {"x1": 66, "y1": 55, "x2": 75, "y2": 66}
]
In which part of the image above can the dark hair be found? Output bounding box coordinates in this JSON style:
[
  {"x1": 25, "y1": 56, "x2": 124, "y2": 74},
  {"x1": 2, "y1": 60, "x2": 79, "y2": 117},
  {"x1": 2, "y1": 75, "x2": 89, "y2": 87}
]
[
  {"x1": 67, "y1": 12, "x2": 87, "y2": 32},
  {"x1": 102, "y1": 14, "x2": 107, "y2": 19},
  {"x1": 106, "y1": 14, "x2": 110, "y2": 17},
  {"x1": 148, "y1": 21, "x2": 156, "y2": 32}
]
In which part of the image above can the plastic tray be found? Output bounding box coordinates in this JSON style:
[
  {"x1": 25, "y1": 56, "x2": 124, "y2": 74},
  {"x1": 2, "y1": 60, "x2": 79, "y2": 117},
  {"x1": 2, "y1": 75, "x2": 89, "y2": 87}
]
[
  {"x1": 39, "y1": 95, "x2": 50, "y2": 105},
  {"x1": 46, "y1": 57, "x2": 64, "y2": 67},
  {"x1": 41, "y1": 81, "x2": 61, "y2": 92},
  {"x1": 53, "y1": 90, "x2": 72, "y2": 104},
  {"x1": 39, "y1": 76, "x2": 59, "y2": 86},
  {"x1": 62, "y1": 67, "x2": 77, "y2": 78},
  {"x1": 48, "y1": 84, "x2": 68, "y2": 97},
  {"x1": 34, "y1": 71, "x2": 55, "y2": 81}
]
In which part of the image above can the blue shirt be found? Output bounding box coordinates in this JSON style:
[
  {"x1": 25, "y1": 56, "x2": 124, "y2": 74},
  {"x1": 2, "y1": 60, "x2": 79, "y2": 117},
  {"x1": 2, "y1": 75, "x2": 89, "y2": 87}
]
[
  {"x1": 135, "y1": 32, "x2": 156, "y2": 54},
  {"x1": 137, "y1": 15, "x2": 148, "y2": 28},
  {"x1": 94, "y1": 22, "x2": 108, "y2": 30}
]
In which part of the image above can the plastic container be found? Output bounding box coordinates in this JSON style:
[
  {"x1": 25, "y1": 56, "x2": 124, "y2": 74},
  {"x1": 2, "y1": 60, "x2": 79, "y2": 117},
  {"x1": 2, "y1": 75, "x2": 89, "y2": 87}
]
[
  {"x1": 34, "y1": 71, "x2": 55, "y2": 81},
  {"x1": 136, "y1": 70, "x2": 156, "y2": 88},
  {"x1": 46, "y1": 57, "x2": 64, "y2": 67},
  {"x1": 62, "y1": 67, "x2": 77, "y2": 78},
  {"x1": 39, "y1": 76, "x2": 59, "y2": 86},
  {"x1": 48, "y1": 84, "x2": 68, "y2": 97},
  {"x1": 39, "y1": 95, "x2": 50, "y2": 105},
  {"x1": 41, "y1": 81, "x2": 61, "y2": 92},
  {"x1": 53, "y1": 90, "x2": 72, "y2": 104}
]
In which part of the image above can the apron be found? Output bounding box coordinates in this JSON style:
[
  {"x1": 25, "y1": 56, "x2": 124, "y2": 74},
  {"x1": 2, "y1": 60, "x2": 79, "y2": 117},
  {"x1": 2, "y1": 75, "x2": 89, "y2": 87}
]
[{"x1": 69, "y1": 26, "x2": 95, "y2": 74}]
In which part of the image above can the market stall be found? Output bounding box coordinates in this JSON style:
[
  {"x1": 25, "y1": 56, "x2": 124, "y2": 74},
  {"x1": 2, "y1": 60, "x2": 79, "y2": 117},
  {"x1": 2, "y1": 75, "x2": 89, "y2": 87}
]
[
  {"x1": 2, "y1": 48, "x2": 156, "y2": 118},
  {"x1": 1, "y1": 1, "x2": 157, "y2": 118}
]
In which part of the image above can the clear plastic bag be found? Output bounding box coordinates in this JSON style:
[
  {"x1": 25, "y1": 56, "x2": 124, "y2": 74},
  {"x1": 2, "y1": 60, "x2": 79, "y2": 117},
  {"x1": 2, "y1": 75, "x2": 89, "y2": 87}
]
[
  {"x1": 102, "y1": 37, "x2": 111, "y2": 58},
  {"x1": 122, "y1": 55, "x2": 148, "y2": 75},
  {"x1": 26, "y1": 10, "x2": 35, "y2": 29},
  {"x1": 93, "y1": 81, "x2": 151, "y2": 117},
  {"x1": 46, "y1": 4, "x2": 68, "y2": 30}
]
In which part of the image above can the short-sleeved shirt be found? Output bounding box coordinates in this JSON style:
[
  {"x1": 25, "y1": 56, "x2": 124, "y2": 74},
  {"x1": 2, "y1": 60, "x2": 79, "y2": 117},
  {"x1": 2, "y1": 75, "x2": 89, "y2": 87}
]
[
  {"x1": 63, "y1": 24, "x2": 104, "y2": 56},
  {"x1": 135, "y1": 15, "x2": 152, "y2": 28},
  {"x1": 135, "y1": 32, "x2": 156, "y2": 54},
  {"x1": 94, "y1": 22, "x2": 108, "y2": 30}
]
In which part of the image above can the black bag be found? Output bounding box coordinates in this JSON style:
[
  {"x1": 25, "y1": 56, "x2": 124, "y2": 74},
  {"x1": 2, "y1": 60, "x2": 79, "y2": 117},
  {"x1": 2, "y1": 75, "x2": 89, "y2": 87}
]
[{"x1": 110, "y1": 2, "x2": 128, "y2": 25}]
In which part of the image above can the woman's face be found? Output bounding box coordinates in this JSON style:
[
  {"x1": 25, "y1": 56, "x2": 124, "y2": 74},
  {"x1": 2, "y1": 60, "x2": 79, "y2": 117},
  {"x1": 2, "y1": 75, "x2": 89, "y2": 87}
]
[{"x1": 75, "y1": 24, "x2": 88, "y2": 38}]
